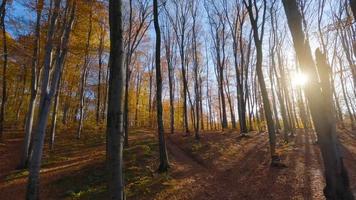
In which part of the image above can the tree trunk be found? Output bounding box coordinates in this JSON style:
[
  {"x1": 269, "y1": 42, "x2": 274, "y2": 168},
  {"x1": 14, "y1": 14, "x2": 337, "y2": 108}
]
[
  {"x1": 192, "y1": 4, "x2": 200, "y2": 139},
  {"x1": 245, "y1": 0, "x2": 277, "y2": 160},
  {"x1": 107, "y1": 0, "x2": 125, "y2": 199},
  {"x1": 96, "y1": 22, "x2": 105, "y2": 125},
  {"x1": 153, "y1": 0, "x2": 169, "y2": 172},
  {"x1": 77, "y1": 6, "x2": 93, "y2": 139},
  {"x1": 0, "y1": 0, "x2": 8, "y2": 141},
  {"x1": 19, "y1": 0, "x2": 43, "y2": 168},
  {"x1": 26, "y1": 1, "x2": 76, "y2": 198},
  {"x1": 49, "y1": 70, "x2": 62, "y2": 150},
  {"x1": 282, "y1": 0, "x2": 354, "y2": 199},
  {"x1": 350, "y1": 0, "x2": 356, "y2": 21}
]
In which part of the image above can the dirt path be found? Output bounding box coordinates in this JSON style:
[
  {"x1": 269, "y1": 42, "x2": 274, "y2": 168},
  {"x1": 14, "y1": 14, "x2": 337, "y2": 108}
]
[{"x1": 156, "y1": 129, "x2": 356, "y2": 200}]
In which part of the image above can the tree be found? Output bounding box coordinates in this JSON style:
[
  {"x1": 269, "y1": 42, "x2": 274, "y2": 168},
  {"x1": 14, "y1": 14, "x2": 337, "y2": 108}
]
[
  {"x1": 107, "y1": 0, "x2": 125, "y2": 198},
  {"x1": 205, "y1": 0, "x2": 228, "y2": 129},
  {"x1": 244, "y1": 0, "x2": 278, "y2": 163},
  {"x1": 164, "y1": 0, "x2": 191, "y2": 134},
  {"x1": 123, "y1": 0, "x2": 151, "y2": 146},
  {"x1": 154, "y1": 0, "x2": 169, "y2": 172},
  {"x1": 282, "y1": 0, "x2": 354, "y2": 199},
  {"x1": 77, "y1": 3, "x2": 93, "y2": 139},
  {"x1": 191, "y1": 0, "x2": 200, "y2": 139},
  {"x1": 19, "y1": 0, "x2": 44, "y2": 168},
  {"x1": 26, "y1": 1, "x2": 76, "y2": 198},
  {"x1": 0, "y1": 0, "x2": 7, "y2": 142},
  {"x1": 350, "y1": 0, "x2": 356, "y2": 20},
  {"x1": 162, "y1": 16, "x2": 175, "y2": 135}
]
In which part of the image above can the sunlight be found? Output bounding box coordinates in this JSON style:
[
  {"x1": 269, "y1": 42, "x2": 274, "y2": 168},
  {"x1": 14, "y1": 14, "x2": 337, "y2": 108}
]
[{"x1": 292, "y1": 72, "x2": 308, "y2": 87}]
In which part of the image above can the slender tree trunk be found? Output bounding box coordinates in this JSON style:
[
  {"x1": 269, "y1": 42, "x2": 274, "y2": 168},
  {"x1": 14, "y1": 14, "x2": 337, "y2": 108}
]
[
  {"x1": 0, "y1": 0, "x2": 8, "y2": 141},
  {"x1": 134, "y1": 73, "x2": 141, "y2": 126},
  {"x1": 15, "y1": 65, "x2": 27, "y2": 122},
  {"x1": 245, "y1": 0, "x2": 277, "y2": 160},
  {"x1": 19, "y1": 0, "x2": 43, "y2": 168},
  {"x1": 96, "y1": 23, "x2": 105, "y2": 125},
  {"x1": 77, "y1": 6, "x2": 93, "y2": 139},
  {"x1": 148, "y1": 64, "x2": 153, "y2": 127},
  {"x1": 49, "y1": 73, "x2": 62, "y2": 150},
  {"x1": 350, "y1": 0, "x2": 356, "y2": 22},
  {"x1": 339, "y1": 57, "x2": 356, "y2": 130},
  {"x1": 26, "y1": 2, "x2": 76, "y2": 199},
  {"x1": 153, "y1": 0, "x2": 169, "y2": 172},
  {"x1": 224, "y1": 75, "x2": 236, "y2": 129},
  {"x1": 192, "y1": 5, "x2": 200, "y2": 139}
]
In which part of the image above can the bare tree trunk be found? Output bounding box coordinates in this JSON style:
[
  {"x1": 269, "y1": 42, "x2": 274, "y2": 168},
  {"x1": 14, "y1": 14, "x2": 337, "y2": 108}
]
[
  {"x1": 339, "y1": 56, "x2": 356, "y2": 130},
  {"x1": 15, "y1": 65, "x2": 27, "y2": 122},
  {"x1": 77, "y1": 5, "x2": 93, "y2": 139},
  {"x1": 282, "y1": 0, "x2": 354, "y2": 199},
  {"x1": 153, "y1": 0, "x2": 169, "y2": 172},
  {"x1": 148, "y1": 63, "x2": 153, "y2": 127},
  {"x1": 245, "y1": 0, "x2": 277, "y2": 161},
  {"x1": 192, "y1": 2, "x2": 200, "y2": 139},
  {"x1": 162, "y1": 21, "x2": 175, "y2": 134},
  {"x1": 107, "y1": 0, "x2": 125, "y2": 199},
  {"x1": 49, "y1": 72, "x2": 62, "y2": 150},
  {"x1": 26, "y1": 1, "x2": 76, "y2": 199},
  {"x1": 134, "y1": 73, "x2": 141, "y2": 126},
  {"x1": 0, "y1": 0, "x2": 8, "y2": 141},
  {"x1": 199, "y1": 75, "x2": 204, "y2": 130},
  {"x1": 350, "y1": 0, "x2": 356, "y2": 21},
  {"x1": 224, "y1": 73, "x2": 236, "y2": 129},
  {"x1": 96, "y1": 22, "x2": 105, "y2": 125},
  {"x1": 19, "y1": 0, "x2": 43, "y2": 167}
]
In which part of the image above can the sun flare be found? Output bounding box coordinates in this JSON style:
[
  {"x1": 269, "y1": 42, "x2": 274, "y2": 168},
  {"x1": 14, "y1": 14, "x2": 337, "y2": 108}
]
[{"x1": 292, "y1": 72, "x2": 308, "y2": 87}]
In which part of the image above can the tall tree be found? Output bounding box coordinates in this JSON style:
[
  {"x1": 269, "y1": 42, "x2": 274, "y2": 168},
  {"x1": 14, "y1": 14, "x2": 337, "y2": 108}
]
[
  {"x1": 153, "y1": 0, "x2": 169, "y2": 172},
  {"x1": 77, "y1": 3, "x2": 93, "y2": 139},
  {"x1": 19, "y1": 0, "x2": 44, "y2": 168},
  {"x1": 26, "y1": 1, "x2": 76, "y2": 198},
  {"x1": 282, "y1": 0, "x2": 354, "y2": 199},
  {"x1": 0, "y1": 0, "x2": 7, "y2": 142},
  {"x1": 107, "y1": 0, "x2": 125, "y2": 198},
  {"x1": 164, "y1": 0, "x2": 191, "y2": 134},
  {"x1": 123, "y1": 0, "x2": 151, "y2": 146},
  {"x1": 191, "y1": 0, "x2": 200, "y2": 139},
  {"x1": 244, "y1": 0, "x2": 278, "y2": 163},
  {"x1": 162, "y1": 16, "x2": 175, "y2": 135}
]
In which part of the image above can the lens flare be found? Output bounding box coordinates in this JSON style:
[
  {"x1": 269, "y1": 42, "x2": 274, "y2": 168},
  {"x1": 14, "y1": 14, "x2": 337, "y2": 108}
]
[{"x1": 292, "y1": 72, "x2": 308, "y2": 87}]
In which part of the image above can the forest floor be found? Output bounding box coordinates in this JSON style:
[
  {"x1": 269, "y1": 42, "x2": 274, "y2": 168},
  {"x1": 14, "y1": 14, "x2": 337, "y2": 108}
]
[{"x1": 0, "y1": 126, "x2": 356, "y2": 200}]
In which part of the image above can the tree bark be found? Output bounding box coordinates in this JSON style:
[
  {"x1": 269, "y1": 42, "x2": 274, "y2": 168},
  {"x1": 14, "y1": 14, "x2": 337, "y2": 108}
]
[
  {"x1": 282, "y1": 0, "x2": 354, "y2": 199},
  {"x1": 19, "y1": 0, "x2": 43, "y2": 168},
  {"x1": 107, "y1": 0, "x2": 125, "y2": 199},
  {"x1": 0, "y1": 0, "x2": 8, "y2": 142},
  {"x1": 77, "y1": 5, "x2": 93, "y2": 139},
  {"x1": 153, "y1": 0, "x2": 169, "y2": 172},
  {"x1": 26, "y1": 1, "x2": 76, "y2": 199},
  {"x1": 245, "y1": 0, "x2": 277, "y2": 160}
]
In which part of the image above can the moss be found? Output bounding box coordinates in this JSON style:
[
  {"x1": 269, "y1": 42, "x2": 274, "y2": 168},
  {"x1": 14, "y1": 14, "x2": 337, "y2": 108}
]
[{"x1": 5, "y1": 169, "x2": 29, "y2": 181}]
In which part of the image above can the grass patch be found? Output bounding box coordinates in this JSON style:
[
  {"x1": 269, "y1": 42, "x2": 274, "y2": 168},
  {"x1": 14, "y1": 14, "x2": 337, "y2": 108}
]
[
  {"x1": 48, "y1": 129, "x2": 171, "y2": 199},
  {"x1": 5, "y1": 169, "x2": 29, "y2": 181}
]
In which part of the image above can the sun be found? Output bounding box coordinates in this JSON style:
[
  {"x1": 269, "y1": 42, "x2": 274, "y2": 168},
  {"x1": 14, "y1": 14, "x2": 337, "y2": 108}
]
[{"x1": 292, "y1": 72, "x2": 308, "y2": 87}]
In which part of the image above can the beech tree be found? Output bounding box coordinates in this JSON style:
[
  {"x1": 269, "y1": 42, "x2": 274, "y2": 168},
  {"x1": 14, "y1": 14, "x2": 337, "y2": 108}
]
[
  {"x1": 282, "y1": 0, "x2": 354, "y2": 199},
  {"x1": 107, "y1": 0, "x2": 125, "y2": 198},
  {"x1": 153, "y1": 0, "x2": 170, "y2": 172},
  {"x1": 0, "y1": 0, "x2": 7, "y2": 142},
  {"x1": 244, "y1": 0, "x2": 278, "y2": 164}
]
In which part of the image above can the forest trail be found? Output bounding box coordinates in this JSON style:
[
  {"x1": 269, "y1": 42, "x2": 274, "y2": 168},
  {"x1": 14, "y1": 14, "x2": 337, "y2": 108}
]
[{"x1": 0, "y1": 128, "x2": 356, "y2": 199}]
